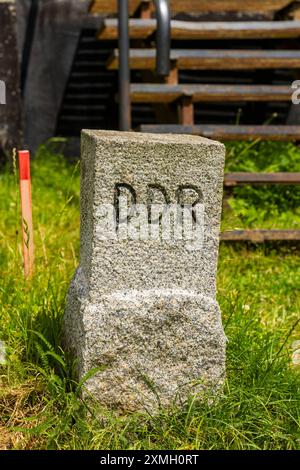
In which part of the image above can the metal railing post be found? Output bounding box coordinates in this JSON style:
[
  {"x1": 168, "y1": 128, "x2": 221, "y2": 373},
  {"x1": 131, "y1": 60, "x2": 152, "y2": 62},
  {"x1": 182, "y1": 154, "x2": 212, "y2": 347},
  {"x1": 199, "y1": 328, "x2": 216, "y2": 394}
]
[
  {"x1": 117, "y1": 0, "x2": 171, "y2": 130},
  {"x1": 118, "y1": 0, "x2": 131, "y2": 131},
  {"x1": 154, "y1": 0, "x2": 171, "y2": 77}
]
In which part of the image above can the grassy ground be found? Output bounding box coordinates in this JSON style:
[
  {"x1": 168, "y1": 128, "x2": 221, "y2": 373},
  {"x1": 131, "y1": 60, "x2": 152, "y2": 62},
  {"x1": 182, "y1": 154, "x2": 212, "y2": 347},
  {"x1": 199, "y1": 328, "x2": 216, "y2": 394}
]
[{"x1": 0, "y1": 140, "x2": 299, "y2": 450}]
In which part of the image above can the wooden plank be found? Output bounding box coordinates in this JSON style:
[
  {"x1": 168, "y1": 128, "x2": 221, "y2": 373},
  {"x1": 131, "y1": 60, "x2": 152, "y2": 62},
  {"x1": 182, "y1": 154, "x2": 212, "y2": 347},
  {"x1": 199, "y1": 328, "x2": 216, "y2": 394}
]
[
  {"x1": 225, "y1": 173, "x2": 300, "y2": 185},
  {"x1": 107, "y1": 49, "x2": 300, "y2": 70},
  {"x1": 169, "y1": 0, "x2": 292, "y2": 13},
  {"x1": 131, "y1": 84, "x2": 182, "y2": 103},
  {"x1": 130, "y1": 84, "x2": 292, "y2": 103},
  {"x1": 170, "y1": 20, "x2": 300, "y2": 39},
  {"x1": 97, "y1": 19, "x2": 155, "y2": 40},
  {"x1": 90, "y1": 0, "x2": 142, "y2": 15},
  {"x1": 139, "y1": 125, "x2": 300, "y2": 141},
  {"x1": 97, "y1": 19, "x2": 300, "y2": 40},
  {"x1": 91, "y1": 0, "x2": 292, "y2": 14},
  {"x1": 220, "y1": 230, "x2": 300, "y2": 242}
]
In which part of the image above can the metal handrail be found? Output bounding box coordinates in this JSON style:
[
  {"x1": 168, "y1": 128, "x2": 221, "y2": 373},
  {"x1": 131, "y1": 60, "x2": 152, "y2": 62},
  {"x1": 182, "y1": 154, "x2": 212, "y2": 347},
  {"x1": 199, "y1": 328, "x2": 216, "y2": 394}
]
[
  {"x1": 118, "y1": 0, "x2": 131, "y2": 131},
  {"x1": 154, "y1": 0, "x2": 171, "y2": 77},
  {"x1": 118, "y1": 0, "x2": 171, "y2": 131}
]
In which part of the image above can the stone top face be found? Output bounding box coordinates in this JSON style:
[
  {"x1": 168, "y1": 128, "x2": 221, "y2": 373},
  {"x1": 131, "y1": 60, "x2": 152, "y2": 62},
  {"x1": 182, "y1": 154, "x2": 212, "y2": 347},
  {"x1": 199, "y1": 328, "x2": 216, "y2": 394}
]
[
  {"x1": 80, "y1": 130, "x2": 225, "y2": 301},
  {"x1": 82, "y1": 129, "x2": 224, "y2": 147}
]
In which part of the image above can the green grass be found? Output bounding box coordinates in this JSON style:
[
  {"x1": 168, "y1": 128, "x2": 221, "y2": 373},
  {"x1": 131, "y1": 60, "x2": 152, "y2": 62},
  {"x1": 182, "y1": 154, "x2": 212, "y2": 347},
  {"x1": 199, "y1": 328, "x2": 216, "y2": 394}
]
[
  {"x1": 223, "y1": 141, "x2": 300, "y2": 231},
  {"x1": 0, "y1": 140, "x2": 299, "y2": 450}
]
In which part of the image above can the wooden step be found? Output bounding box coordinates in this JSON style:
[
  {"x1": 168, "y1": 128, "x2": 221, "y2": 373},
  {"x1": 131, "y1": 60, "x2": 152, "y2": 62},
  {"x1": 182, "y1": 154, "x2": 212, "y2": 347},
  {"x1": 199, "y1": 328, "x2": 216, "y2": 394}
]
[
  {"x1": 108, "y1": 49, "x2": 300, "y2": 71},
  {"x1": 168, "y1": 0, "x2": 292, "y2": 14},
  {"x1": 138, "y1": 125, "x2": 300, "y2": 141},
  {"x1": 220, "y1": 230, "x2": 300, "y2": 242},
  {"x1": 90, "y1": 0, "x2": 292, "y2": 15},
  {"x1": 98, "y1": 19, "x2": 300, "y2": 40},
  {"x1": 130, "y1": 84, "x2": 292, "y2": 103},
  {"x1": 225, "y1": 173, "x2": 300, "y2": 185}
]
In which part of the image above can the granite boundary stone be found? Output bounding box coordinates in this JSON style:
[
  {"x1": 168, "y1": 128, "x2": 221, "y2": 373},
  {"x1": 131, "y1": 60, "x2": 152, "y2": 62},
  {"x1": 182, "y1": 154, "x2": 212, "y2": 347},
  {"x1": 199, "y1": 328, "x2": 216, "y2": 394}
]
[{"x1": 64, "y1": 130, "x2": 227, "y2": 412}]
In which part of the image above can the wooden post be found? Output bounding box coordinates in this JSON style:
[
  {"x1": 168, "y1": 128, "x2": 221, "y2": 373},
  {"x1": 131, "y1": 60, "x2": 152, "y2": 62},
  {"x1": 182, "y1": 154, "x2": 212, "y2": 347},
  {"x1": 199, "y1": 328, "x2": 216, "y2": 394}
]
[
  {"x1": 140, "y1": 0, "x2": 152, "y2": 18},
  {"x1": 18, "y1": 150, "x2": 34, "y2": 278},
  {"x1": 180, "y1": 96, "x2": 195, "y2": 125},
  {"x1": 165, "y1": 63, "x2": 178, "y2": 85}
]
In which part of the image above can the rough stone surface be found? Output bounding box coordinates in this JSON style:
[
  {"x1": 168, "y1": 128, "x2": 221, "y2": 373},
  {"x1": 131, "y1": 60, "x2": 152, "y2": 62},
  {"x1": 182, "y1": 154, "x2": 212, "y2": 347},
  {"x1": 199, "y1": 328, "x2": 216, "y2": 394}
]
[
  {"x1": 16, "y1": 0, "x2": 91, "y2": 152},
  {"x1": 0, "y1": 0, "x2": 23, "y2": 161},
  {"x1": 64, "y1": 130, "x2": 227, "y2": 412}
]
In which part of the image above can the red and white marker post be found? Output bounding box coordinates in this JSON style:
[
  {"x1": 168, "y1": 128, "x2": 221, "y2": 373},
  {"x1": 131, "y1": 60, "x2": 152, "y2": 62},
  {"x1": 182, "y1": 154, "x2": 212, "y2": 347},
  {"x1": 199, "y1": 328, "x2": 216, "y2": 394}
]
[{"x1": 18, "y1": 150, "x2": 34, "y2": 278}]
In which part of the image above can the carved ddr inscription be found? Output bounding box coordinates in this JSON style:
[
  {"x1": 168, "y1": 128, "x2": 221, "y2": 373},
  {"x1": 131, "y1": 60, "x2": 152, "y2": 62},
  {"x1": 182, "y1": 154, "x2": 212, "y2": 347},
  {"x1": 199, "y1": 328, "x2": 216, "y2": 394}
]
[{"x1": 114, "y1": 183, "x2": 204, "y2": 231}]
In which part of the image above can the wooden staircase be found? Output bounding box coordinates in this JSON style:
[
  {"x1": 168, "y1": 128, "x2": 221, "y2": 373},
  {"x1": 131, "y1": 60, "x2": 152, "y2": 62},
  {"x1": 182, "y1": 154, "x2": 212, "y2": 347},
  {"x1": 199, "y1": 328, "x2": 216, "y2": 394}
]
[{"x1": 89, "y1": 0, "x2": 300, "y2": 242}]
